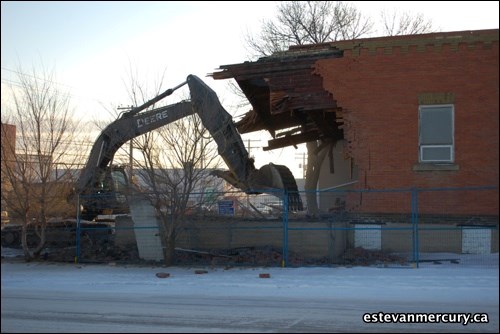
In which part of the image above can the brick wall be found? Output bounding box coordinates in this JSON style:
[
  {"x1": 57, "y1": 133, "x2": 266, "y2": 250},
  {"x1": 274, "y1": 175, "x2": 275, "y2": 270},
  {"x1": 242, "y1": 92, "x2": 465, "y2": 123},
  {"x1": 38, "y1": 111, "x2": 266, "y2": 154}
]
[
  {"x1": 1, "y1": 123, "x2": 16, "y2": 171},
  {"x1": 314, "y1": 30, "x2": 499, "y2": 215}
]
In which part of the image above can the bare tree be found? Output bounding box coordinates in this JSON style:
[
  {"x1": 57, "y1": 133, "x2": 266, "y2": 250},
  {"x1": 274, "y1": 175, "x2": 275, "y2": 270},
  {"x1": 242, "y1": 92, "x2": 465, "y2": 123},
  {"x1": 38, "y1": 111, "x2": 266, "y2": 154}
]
[
  {"x1": 303, "y1": 141, "x2": 329, "y2": 216},
  {"x1": 380, "y1": 9, "x2": 434, "y2": 36},
  {"x1": 1, "y1": 66, "x2": 84, "y2": 260},
  {"x1": 245, "y1": 1, "x2": 373, "y2": 58},
  {"x1": 134, "y1": 116, "x2": 221, "y2": 265},
  {"x1": 123, "y1": 70, "x2": 222, "y2": 266}
]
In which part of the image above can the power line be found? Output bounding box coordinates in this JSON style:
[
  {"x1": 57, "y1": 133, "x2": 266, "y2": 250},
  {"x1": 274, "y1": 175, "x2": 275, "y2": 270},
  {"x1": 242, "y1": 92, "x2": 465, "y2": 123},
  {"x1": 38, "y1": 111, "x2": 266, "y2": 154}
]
[{"x1": 1, "y1": 67, "x2": 74, "y2": 89}]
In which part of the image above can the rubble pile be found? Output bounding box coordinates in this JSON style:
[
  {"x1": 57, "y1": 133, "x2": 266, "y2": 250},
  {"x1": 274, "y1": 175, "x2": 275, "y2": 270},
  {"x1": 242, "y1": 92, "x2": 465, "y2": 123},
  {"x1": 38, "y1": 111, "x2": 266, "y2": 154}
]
[
  {"x1": 342, "y1": 247, "x2": 407, "y2": 266},
  {"x1": 4, "y1": 235, "x2": 407, "y2": 267},
  {"x1": 174, "y1": 246, "x2": 286, "y2": 266},
  {"x1": 174, "y1": 246, "x2": 330, "y2": 267}
]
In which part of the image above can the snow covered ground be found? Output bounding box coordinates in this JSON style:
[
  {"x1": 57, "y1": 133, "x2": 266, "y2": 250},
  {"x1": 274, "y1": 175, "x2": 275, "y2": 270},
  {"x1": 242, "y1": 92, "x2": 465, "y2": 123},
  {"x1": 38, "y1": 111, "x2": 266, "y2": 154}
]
[{"x1": 1, "y1": 248, "x2": 498, "y2": 333}]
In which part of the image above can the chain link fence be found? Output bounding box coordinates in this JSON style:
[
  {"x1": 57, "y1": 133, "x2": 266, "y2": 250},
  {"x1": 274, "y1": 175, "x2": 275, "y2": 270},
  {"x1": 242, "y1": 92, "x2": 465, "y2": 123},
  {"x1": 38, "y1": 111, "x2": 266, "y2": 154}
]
[
  {"x1": 4, "y1": 186, "x2": 495, "y2": 268},
  {"x1": 65, "y1": 186, "x2": 499, "y2": 268}
]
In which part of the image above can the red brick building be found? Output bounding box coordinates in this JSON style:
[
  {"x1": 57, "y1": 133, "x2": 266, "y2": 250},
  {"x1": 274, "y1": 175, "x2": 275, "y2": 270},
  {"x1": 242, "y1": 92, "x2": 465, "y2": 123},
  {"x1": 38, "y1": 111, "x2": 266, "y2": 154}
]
[
  {"x1": 213, "y1": 29, "x2": 499, "y2": 218},
  {"x1": 1, "y1": 123, "x2": 16, "y2": 222}
]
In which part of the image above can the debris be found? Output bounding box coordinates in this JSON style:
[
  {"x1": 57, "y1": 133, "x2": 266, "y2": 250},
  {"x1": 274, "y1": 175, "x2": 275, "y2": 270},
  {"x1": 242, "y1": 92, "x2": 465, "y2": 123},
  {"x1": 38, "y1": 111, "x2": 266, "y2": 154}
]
[
  {"x1": 195, "y1": 270, "x2": 208, "y2": 275},
  {"x1": 342, "y1": 247, "x2": 407, "y2": 266},
  {"x1": 155, "y1": 272, "x2": 170, "y2": 278}
]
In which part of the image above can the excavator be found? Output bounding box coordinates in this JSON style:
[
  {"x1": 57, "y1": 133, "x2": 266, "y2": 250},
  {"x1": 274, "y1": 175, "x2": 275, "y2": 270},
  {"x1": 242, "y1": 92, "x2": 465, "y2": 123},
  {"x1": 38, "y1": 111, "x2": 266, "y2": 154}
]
[{"x1": 76, "y1": 74, "x2": 302, "y2": 221}]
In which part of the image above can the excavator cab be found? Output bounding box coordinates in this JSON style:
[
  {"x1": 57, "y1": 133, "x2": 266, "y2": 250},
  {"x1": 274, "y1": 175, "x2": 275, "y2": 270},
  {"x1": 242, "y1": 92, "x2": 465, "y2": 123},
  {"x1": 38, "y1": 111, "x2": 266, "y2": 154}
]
[{"x1": 79, "y1": 166, "x2": 129, "y2": 221}]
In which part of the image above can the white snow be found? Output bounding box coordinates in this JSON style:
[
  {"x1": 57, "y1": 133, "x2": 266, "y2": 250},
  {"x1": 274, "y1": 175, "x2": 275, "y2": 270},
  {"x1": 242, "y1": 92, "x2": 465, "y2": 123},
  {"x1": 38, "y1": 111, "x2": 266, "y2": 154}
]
[{"x1": 1, "y1": 248, "x2": 498, "y2": 333}]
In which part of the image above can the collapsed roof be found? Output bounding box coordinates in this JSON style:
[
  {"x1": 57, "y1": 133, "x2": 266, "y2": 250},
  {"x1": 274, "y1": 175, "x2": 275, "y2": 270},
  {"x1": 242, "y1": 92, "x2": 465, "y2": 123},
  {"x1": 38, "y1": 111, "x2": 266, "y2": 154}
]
[{"x1": 210, "y1": 44, "x2": 344, "y2": 151}]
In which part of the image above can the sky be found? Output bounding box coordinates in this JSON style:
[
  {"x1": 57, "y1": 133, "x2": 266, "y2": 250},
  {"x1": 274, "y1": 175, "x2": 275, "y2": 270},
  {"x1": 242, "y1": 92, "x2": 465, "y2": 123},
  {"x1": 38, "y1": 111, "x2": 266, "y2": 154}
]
[
  {"x1": 1, "y1": 250, "x2": 499, "y2": 332},
  {"x1": 1, "y1": 1, "x2": 499, "y2": 177}
]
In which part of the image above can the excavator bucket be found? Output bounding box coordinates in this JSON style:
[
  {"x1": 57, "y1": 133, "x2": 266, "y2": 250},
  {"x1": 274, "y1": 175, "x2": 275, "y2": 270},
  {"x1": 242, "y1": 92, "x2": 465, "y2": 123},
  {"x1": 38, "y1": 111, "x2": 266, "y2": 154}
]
[
  {"x1": 213, "y1": 162, "x2": 303, "y2": 212},
  {"x1": 251, "y1": 163, "x2": 304, "y2": 211}
]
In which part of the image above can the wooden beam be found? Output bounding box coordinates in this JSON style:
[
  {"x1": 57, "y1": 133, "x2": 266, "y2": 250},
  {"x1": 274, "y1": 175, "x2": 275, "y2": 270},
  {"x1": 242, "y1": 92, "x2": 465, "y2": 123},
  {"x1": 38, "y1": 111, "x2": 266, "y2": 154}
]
[{"x1": 263, "y1": 131, "x2": 320, "y2": 151}]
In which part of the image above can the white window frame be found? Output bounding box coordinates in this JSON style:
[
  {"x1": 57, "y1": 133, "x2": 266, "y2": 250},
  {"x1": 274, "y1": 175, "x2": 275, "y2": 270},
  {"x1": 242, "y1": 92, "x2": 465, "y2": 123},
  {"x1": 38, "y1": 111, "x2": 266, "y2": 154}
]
[{"x1": 418, "y1": 104, "x2": 454, "y2": 163}]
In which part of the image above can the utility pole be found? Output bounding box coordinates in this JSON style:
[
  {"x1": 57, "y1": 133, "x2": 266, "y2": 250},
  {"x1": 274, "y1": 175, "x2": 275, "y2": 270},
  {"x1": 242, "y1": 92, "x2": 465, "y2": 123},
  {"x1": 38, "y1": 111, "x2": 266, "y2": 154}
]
[
  {"x1": 246, "y1": 139, "x2": 260, "y2": 158},
  {"x1": 295, "y1": 152, "x2": 307, "y2": 178}
]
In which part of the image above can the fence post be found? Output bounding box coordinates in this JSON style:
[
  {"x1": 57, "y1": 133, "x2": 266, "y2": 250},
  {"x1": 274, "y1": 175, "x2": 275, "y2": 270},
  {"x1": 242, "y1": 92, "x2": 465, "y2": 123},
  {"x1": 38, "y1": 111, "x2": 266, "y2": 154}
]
[
  {"x1": 282, "y1": 190, "x2": 289, "y2": 267},
  {"x1": 75, "y1": 194, "x2": 81, "y2": 264},
  {"x1": 411, "y1": 188, "x2": 420, "y2": 268},
  {"x1": 415, "y1": 189, "x2": 420, "y2": 268}
]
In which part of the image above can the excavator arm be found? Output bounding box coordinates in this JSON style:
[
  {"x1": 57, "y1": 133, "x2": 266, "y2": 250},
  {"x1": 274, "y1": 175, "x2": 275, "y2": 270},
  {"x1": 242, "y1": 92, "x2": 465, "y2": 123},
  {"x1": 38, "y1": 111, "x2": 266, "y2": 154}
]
[
  {"x1": 76, "y1": 75, "x2": 302, "y2": 220},
  {"x1": 186, "y1": 75, "x2": 303, "y2": 210}
]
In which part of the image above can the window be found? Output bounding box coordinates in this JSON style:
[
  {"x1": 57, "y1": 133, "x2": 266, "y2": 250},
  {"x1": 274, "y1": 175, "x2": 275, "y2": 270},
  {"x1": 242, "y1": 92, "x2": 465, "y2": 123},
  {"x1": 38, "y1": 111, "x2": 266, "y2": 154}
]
[
  {"x1": 111, "y1": 169, "x2": 128, "y2": 192},
  {"x1": 418, "y1": 105, "x2": 454, "y2": 163}
]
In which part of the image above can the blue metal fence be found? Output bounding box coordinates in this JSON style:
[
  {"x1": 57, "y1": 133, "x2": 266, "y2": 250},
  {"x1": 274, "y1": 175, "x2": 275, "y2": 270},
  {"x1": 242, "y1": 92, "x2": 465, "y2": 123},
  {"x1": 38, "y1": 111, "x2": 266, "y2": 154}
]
[{"x1": 75, "y1": 186, "x2": 498, "y2": 268}]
